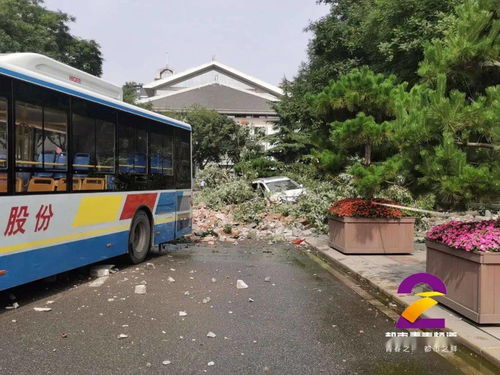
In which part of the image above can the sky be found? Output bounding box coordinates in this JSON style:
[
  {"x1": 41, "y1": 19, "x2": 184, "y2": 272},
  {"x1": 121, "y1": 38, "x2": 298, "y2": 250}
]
[{"x1": 42, "y1": 0, "x2": 330, "y2": 87}]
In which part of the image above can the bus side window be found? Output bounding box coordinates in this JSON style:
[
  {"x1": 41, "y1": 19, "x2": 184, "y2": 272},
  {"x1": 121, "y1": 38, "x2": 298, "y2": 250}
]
[
  {"x1": 0, "y1": 97, "x2": 7, "y2": 193},
  {"x1": 14, "y1": 82, "x2": 68, "y2": 193}
]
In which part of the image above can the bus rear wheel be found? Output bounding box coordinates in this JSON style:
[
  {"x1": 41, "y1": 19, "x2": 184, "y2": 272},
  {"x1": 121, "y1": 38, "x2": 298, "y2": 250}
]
[{"x1": 128, "y1": 210, "x2": 151, "y2": 264}]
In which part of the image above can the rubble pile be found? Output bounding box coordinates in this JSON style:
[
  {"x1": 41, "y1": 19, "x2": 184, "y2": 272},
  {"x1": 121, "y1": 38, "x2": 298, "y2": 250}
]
[
  {"x1": 192, "y1": 202, "x2": 498, "y2": 245},
  {"x1": 190, "y1": 203, "x2": 311, "y2": 244}
]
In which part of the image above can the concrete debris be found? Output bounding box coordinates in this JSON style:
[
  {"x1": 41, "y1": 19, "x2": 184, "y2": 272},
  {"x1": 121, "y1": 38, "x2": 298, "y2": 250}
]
[
  {"x1": 118, "y1": 334, "x2": 128, "y2": 339},
  {"x1": 179, "y1": 311, "x2": 187, "y2": 317},
  {"x1": 207, "y1": 361, "x2": 215, "y2": 366},
  {"x1": 134, "y1": 285, "x2": 147, "y2": 295},
  {"x1": 202, "y1": 297, "x2": 211, "y2": 304},
  {"x1": 146, "y1": 263, "x2": 155, "y2": 270},
  {"x1": 248, "y1": 298, "x2": 254, "y2": 302},
  {"x1": 90, "y1": 264, "x2": 115, "y2": 278},
  {"x1": 236, "y1": 280, "x2": 248, "y2": 289},
  {"x1": 184, "y1": 291, "x2": 190, "y2": 296},
  {"x1": 207, "y1": 331, "x2": 216, "y2": 338},
  {"x1": 211, "y1": 278, "x2": 217, "y2": 283},
  {"x1": 168, "y1": 276, "x2": 175, "y2": 283},
  {"x1": 46, "y1": 300, "x2": 55, "y2": 304},
  {"x1": 191, "y1": 203, "x2": 309, "y2": 244},
  {"x1": 5, "y1": 302, "x2": 19, "y2": 310},
  {"x1": 162, "y1": 360, "x2": 171, "y2": 365},
  {"x1": 33, "y1": 307, "x2": 52, "y2": 312},
  {"x1": 89, "y1": 276, "x2": 109, "y2": 288},
  {"x1": 170, "y1": 268, "x2": 176, "y2": 271},
  {"x1": 264, "y1": 277, "x2": 271, "y2": 282}
]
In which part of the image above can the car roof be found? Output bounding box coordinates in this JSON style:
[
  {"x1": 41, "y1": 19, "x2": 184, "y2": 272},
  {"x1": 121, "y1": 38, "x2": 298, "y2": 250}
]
[{"x1": 252, "y1": 176, "x2": 291, "y2": 184}]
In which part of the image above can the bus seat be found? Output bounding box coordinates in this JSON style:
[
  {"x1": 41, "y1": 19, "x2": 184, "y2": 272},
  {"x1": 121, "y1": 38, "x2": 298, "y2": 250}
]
[
  {"x1": 134, "y1": 152, "x2": 147, "y2": 173},
  {"x1": 82, "y1": 177, "x2": 105, "y2": 190},
  {"x1": 53, "y1": 153, "x2": 67, "y2": 179},
  {"x1": 16, "y1": 177, "x2": 23, "y2": 192},
  {"x1": 55, "y1": 178, "x2": 67, "y2": 191},
  {"x1": 0, "y1": 175, "x2": 7, "y2": 192},
  {"x1": 27, "y1": 177, "x2": 56, "y2": 192},
  {"x1": 72, "y1": 177, "x2": 84, "y2": 191},
  {"x1": 151, "y1": 153, "x2": 162, "y2": 173},
  {"x1": 35, "y1": 152, "x2": 55, "y2": 177},
  {"x1": 0, "y1": 154, "x2": 7, "y2": 168},
  {"x1": 119, "y1": 155, "x2": 134, "y2": 173},
  {"x1": 73, "y1": 153, "x2": 91, "y2": 176}
]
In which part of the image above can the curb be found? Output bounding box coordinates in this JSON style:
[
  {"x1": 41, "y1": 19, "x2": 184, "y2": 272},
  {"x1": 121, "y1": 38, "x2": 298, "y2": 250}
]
[{"x1": 304, "y1": 237, "x2": 500, "y2": 370}]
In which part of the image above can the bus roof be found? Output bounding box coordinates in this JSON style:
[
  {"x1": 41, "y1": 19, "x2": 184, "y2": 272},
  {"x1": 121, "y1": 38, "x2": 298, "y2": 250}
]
[{"x1": 0, "y1": 53, "x2": 191, "y2": 131}]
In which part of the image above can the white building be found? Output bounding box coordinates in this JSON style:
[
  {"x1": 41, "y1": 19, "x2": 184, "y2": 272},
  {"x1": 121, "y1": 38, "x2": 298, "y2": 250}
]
[{"x1": 138, "y1": 61, "x2": 283, "y2": 148}]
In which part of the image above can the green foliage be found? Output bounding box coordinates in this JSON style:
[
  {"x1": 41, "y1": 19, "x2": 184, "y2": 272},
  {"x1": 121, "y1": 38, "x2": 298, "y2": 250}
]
[
  {"x1": 418, "y1": 0, "x2": 499, "y2": 97},
  {"x1": 234, "y1": 157, "x2": 284, "y2": 179},
  {"x1": 277, "y1": 181, "x2": 350, "y2": 233},
  {"x1": 233, "y1": 198, "x2": 267, "y2": 224},
  {"x1": 164, "y1": 105, "x2": 250, "y2": 169},
  {"x1": 196, "y1": 178, "x2": 257, "y2": 210},
  {"x1": 0, "y1": 0, "x2": 103, "y2": 75},
  {"x1": 272, "y1": 0, "x2": 499, "y2": 208},
  {"x1": 195, "y1": 165, "x2": 231, "y2": 189}
]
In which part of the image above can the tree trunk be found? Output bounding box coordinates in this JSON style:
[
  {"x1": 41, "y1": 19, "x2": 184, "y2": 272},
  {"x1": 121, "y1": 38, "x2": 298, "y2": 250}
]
[{"x1": 364, "y1": 143, "x2": 372, "y2": 165}]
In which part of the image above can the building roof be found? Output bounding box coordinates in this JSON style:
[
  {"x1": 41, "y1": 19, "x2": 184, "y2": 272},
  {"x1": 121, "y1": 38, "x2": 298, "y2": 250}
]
[
  {"x1": 143, "y1": 60, "x2": 283, "y2": 97},
  {"x1": 0, "y1": 53, "x2": 191, "y2": 130},
  {"x1": 139, "y1": 82, "x2": 279, "y2": 114}
]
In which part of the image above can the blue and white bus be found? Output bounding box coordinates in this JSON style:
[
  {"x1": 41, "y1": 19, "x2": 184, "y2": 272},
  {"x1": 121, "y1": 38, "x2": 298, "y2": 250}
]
[{"x1": 0, "y1": 53, "x2": 192, "y2": 291}]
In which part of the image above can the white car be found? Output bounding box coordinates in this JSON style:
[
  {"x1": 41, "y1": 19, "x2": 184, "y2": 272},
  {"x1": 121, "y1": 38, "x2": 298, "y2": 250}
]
[{"x1": 252, "y1": 176, "x2": 305, "y2": 203}]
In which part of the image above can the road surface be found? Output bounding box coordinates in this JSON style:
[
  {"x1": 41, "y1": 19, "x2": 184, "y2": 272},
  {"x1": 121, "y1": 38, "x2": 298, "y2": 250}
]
[{"x1": 0, "y1": 240, "x2": 464, "y2": 374}]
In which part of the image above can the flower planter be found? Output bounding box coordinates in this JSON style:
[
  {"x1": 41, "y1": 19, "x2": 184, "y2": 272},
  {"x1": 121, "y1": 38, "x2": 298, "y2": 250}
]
[
  {"x1": 426, "y1": 240, "x2": 500, "y2": 324},
  {"x1": 328, "y1": 217, "x2": 415, "y2": 254}
]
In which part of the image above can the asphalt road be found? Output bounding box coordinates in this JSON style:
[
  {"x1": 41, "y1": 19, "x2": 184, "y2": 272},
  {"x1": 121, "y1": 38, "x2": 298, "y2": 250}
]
[{"x1": 0, "y1": 240, "x2": 464, "y2": 375}]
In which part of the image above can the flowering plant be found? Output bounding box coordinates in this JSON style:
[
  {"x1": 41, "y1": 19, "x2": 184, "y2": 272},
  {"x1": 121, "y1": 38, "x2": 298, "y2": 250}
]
[
  {"x1": 328, "y1": 198, "x2": 407, "y2": 218},
  {"x1": 426, "y1": 220, "x2": 500, "y2": 252}
]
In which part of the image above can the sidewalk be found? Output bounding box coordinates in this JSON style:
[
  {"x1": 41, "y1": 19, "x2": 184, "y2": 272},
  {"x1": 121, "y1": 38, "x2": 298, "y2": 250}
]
[{"x1": 305, "y1": 235, "x2": 500, "y2": 369}]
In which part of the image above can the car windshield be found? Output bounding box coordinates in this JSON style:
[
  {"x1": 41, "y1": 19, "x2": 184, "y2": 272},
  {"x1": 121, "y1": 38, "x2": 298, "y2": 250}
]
[{"x1": 265, "y1": 179, "x2": 299, "y2": 192}]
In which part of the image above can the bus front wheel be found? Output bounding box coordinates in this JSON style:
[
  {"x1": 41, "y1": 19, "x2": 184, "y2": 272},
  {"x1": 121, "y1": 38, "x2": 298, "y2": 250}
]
[{"x1": 128, "y1": 210, "x2": 151, "y2": 264}]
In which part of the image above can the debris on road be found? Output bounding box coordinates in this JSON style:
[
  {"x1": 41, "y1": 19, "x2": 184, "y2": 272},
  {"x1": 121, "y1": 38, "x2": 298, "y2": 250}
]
[
  {"x1": 179, "y1": 311, "x2": 187, "y2": 317},
  {"x1": 5, "y1": 302, "x2": 19, "y2": 310},
  {"x1": 89, "y1": 276, "x2": 109, "y2": 288},
  {"x1": 207, "y1": 361, "x2": 215, "y2": 366},
  {"x1": 292, "y1": 238, "x2": 305, "y2": 245},
  {"x1": 162, "y1": 360, "x2": 171, "y2": 365},
  {"x1": 184, "y1": 291, "x2": 190, "y2": 296},
  {"x1": 264, "y1": 277, "x2": 271, "y2": 282},
  {"x1": 117, "y1": 334, "x2": 128, "y2": 339},
  {"x1": 90, "y1": 264, "x2": 115, "y2": 278},
  {"x1": 236, "y1": 279, "x2": 248, "y2": 289},
  {"x1": 146, "y1": 263, "x2": 155, "y2": 270},
  {"x1": 202, "y1": 297, "x2": 211, "y2": 304},
  {"x1": 134, "y1": 285, "x2": 147, "y2": 294},
  {"x1": 207, "y1": 331, "x2": 216, "y2": 338},
  {"x1": 168, "y1": 276, "x2": 175, "y2": 283},
  {"x1": 211, "y1": 277, "x2": 216, "y2": 283},
  {"x1": 33, "y1": 307, "x2": 52, "y2": 312},
  {"x1": 248, "y1": 298, "x2": 254, "y2": 302}
]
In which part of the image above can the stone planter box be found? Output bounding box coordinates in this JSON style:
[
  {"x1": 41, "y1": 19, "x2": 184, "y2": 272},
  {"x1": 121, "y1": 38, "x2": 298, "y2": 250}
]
[
  {"x1": 328, "y1": 217, "x2": 415, "y2": 254},
  {"x1": 426, "y1": 240, "x2": 500, "y2": 324}
]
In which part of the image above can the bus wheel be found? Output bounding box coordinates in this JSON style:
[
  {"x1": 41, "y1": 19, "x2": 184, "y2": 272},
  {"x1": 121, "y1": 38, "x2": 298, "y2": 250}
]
[{"x1": 128, "y1": 210, "x2": 151, "y2": 264}]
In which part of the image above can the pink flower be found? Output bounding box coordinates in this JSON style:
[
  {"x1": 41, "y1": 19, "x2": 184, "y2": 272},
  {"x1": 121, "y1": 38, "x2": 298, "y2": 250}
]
[{"x1": 425, "y1": 219, "x2": 499, "y2": 252}]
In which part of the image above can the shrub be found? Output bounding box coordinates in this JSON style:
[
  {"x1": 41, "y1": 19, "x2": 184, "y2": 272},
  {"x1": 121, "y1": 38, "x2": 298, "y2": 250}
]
[
  {"x1": 233, "y1": 198, "x2": 267, "y2": 223},
  {"x1": 329, "y1": 198, "x2": 407, "y2": 218},
  {"x1": 426, "y1": 220, "x2": 500, "y2": 252},
  {"x1": 196, "y1": 179, "x2": 256, "y2": 210},
  {"x1": 277, "y1": 181, "x2": 343, "y2": 233},
  {"x1": 234, "y1": 157, "x2": 284, "y2": 179},
  {"x1": 196, "y1": 165, "x2": 231, "y2": 189}
]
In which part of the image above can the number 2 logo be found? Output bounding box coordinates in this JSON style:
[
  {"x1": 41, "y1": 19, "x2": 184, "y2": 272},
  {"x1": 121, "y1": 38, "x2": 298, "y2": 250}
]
[{"x1": 395, "y1": 273, "x2": 447, "y2": 329}]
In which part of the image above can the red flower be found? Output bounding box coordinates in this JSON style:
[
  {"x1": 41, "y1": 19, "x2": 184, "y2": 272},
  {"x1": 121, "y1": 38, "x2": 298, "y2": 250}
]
[{"x1": 328, "y1": 198, "x2": 405, "y2": 218}]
